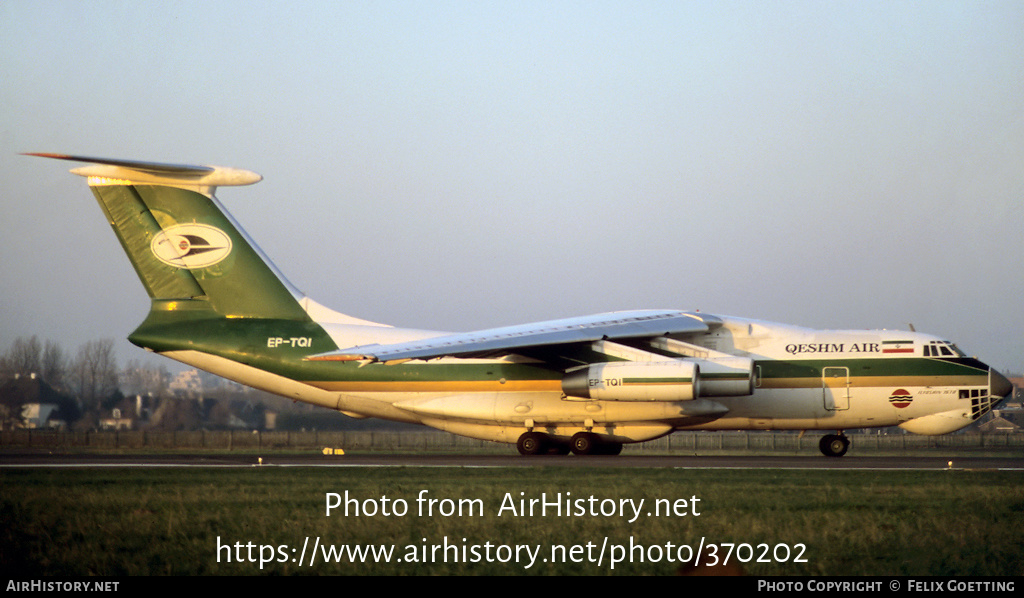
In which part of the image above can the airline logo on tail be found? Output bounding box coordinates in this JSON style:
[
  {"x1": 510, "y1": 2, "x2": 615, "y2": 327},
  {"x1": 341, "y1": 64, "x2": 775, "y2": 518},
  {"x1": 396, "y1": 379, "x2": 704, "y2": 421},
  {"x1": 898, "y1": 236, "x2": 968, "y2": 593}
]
[{"x1": 151, "y1": 224, "x2": 232, "y2": 269}]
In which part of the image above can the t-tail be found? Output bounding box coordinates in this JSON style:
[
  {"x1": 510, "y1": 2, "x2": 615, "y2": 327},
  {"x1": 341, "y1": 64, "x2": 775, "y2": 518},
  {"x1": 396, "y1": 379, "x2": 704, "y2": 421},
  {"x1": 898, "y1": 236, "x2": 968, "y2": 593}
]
[{"x1": 27, "y1": 153, "x2": 379, "y2": 398}]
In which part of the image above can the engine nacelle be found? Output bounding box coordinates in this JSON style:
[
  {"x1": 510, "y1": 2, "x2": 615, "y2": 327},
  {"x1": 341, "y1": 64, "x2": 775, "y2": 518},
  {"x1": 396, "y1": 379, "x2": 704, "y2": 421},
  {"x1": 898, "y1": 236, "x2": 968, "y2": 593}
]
[
  {"x1": 695, "y1": 356, "x2": 755, "y2": 397},
  {"x1": 562, "y1": 361, "x2": 700, "y2": 401}
]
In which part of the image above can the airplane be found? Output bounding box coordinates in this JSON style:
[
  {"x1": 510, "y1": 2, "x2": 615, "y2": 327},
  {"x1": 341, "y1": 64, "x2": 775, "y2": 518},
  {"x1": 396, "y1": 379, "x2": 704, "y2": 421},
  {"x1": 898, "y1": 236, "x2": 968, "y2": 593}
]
[{"x1": 29, "y1": 153, "x2": 1014, "y2": 457}]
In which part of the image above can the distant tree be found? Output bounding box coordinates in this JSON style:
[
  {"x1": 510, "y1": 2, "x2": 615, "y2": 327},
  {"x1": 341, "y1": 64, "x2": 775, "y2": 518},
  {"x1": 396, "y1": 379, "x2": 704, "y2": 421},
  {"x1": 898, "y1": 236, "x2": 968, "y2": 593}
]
[
  {"x1": 101, "y1": 388, "x2": 126, "y2": 411},
  {"x1": 41, "y1": 340, "x2": 68, "y2": 391},
  {"x1": 69, "y1": 339, "x2": 119, "y2": 410},
  {"x1": 121, "y1": 360, "x2": 170, "y2": 399},
  {"x1": 148, "y1": 398, "x2": 202, "y2": 431},
  {"x1": 207, "y1": 399, "x2": 234, "y2": 429},
  {"x1": 6, "y1": 336, "x2": 42, "y2": 377}
]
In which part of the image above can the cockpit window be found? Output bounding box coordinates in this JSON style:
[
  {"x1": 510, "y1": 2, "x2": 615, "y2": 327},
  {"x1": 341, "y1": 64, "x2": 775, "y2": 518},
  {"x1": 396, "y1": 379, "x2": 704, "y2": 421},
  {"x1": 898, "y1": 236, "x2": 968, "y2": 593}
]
[{"x1": 924, "y1": 341, "x2": 965, "y2": 357}]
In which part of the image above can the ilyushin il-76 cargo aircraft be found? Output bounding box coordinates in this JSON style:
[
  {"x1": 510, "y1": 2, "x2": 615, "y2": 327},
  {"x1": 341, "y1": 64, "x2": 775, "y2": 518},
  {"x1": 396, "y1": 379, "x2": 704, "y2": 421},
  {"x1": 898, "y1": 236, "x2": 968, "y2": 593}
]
[{"x1": 31, "y1": 153, "x2": 1014, "y2": 457}]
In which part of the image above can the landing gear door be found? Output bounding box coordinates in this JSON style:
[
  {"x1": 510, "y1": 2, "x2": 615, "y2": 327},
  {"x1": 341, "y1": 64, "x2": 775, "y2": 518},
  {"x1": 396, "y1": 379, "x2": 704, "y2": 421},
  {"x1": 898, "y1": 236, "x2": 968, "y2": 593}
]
[{"x1": 822, "y1": 367, "x2": 850, "y2": 411}]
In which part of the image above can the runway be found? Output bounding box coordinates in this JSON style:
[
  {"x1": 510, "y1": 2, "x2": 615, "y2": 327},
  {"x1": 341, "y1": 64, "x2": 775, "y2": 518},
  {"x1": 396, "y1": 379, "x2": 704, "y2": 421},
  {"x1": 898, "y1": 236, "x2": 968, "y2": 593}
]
[{"x1": 2, "y1": 450, "x2": 1022, "y2": 470}]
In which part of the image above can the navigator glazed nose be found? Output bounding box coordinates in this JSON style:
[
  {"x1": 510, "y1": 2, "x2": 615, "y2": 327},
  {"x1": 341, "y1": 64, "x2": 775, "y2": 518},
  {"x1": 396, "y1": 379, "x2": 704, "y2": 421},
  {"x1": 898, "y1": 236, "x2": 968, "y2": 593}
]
[{"x1": 989, "y1": 368, "x2": 1013, "y2": 402}]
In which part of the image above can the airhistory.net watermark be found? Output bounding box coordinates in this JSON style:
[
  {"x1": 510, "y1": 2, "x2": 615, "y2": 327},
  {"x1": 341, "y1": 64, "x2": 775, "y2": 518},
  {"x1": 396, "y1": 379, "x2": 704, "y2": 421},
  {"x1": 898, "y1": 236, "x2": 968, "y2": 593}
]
[{"x1": 6, "y1": 580, "x2": 119, "y2": 592}]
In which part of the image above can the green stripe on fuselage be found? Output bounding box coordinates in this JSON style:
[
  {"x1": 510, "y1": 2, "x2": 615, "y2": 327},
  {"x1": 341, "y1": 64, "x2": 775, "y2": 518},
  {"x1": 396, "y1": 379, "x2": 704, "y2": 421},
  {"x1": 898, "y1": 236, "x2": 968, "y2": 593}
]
[
  {"x1": 129, "y1": 307, "x2": 561, "y2": 388},
  {"x1": 756, "y1": 356, "x2": 988, "y2": 389},
  {"x1": 622, "y1": 377, "x2": 692, "y2": 385}
]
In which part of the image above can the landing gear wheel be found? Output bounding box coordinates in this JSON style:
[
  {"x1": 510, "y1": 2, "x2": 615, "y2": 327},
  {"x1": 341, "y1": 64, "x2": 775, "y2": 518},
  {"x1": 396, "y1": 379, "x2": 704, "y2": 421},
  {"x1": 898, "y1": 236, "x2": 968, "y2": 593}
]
[
  {"x1": 819, "y1": 434, "x2": 849, "y2": 457},
  {"x1": 570, "y1": 432, "x2": 599, "y2": 455},
  {"x1": 517, "y1": 431, "x2": 548, "y2": 456},
  {"x1": 600, "y1": 442, "x2": 623, "y2": 455}
]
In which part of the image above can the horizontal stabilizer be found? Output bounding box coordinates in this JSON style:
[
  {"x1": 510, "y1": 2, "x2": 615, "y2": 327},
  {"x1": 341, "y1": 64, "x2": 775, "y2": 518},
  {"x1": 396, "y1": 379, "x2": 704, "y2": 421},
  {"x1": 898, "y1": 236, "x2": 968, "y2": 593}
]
[{"x1": 24, "y1": 153, "x2": 262, "y2": 187}]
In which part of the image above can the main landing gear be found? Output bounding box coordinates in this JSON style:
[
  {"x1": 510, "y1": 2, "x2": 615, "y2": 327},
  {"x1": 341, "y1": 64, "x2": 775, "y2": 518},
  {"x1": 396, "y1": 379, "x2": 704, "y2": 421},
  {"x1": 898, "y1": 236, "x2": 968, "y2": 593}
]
[
  {"x1": 818, "y1": 433, "x2": 850, "y2": 457},
  {"x1": 516, "y1": 431, "x2": 623, "y2": 456},
  {"x1": 568, "y1": 432, "x2": 623, "y2": 455},
  {"x1": 516, "y1": 431, "x2": 569, "y2": 456}
]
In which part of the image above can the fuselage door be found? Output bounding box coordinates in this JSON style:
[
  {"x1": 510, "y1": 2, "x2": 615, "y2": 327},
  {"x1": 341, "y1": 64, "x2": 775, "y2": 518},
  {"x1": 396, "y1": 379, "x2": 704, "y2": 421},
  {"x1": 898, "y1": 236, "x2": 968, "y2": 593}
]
[{"x1": 822, "y1": 366, "x2": 850, "y2": 411}]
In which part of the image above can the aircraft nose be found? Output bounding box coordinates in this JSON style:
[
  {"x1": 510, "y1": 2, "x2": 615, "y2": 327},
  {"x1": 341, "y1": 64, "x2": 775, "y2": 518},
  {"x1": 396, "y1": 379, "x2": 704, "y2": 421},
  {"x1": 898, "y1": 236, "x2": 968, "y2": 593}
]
[{"x1": 989, "y1": 368, "x2": 1013, "y2": 401}]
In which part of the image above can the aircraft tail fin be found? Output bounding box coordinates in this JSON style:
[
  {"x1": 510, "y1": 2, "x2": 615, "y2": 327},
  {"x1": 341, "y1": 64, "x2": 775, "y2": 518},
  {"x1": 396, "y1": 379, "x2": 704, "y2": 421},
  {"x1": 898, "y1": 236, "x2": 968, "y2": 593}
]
[{"x1": 29, "y1": 153, "x2": 311, "y2": 321}]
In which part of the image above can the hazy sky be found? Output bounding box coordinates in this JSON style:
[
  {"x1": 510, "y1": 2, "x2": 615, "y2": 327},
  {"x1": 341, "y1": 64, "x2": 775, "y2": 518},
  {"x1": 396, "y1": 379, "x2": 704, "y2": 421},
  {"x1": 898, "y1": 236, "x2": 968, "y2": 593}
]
[{"x1": 2, "y1": 1, "x2": 1023, "y2": 374}]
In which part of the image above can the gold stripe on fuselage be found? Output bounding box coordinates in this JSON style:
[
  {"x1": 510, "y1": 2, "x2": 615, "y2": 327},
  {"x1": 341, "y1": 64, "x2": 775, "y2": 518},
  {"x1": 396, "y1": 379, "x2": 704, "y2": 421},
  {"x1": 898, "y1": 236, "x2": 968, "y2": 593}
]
[{"x1": 305, "y1": 379, "x2": 562, "y2": 393}]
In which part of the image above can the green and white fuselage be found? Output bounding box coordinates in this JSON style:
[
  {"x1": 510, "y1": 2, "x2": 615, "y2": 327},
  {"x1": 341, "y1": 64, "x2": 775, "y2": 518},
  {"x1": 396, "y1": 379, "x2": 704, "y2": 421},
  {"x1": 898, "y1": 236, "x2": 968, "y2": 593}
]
[{"x1": 34, "y1": 154, "x2": 1013, "y2": 456}]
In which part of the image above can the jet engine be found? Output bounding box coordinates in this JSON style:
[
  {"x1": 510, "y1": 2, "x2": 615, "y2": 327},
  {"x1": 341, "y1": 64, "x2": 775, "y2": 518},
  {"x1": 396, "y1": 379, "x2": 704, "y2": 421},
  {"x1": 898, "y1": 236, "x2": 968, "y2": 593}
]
[
  {"x1": 561, "y1": 356, "x2": 755, "y2": 402},
  {"x1": 693, "y1": 356, "x2": 755, "y2": 397},
  {"x1": 562, "y1": 360, "x2": 700, "y2": 401}
]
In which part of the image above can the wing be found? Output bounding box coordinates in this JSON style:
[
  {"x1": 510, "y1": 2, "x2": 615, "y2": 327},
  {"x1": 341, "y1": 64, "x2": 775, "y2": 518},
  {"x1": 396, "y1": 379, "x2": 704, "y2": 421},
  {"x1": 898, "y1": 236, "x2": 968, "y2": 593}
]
[{"x1": 308, "y1": 309, "x2": 720, "y2": 363}]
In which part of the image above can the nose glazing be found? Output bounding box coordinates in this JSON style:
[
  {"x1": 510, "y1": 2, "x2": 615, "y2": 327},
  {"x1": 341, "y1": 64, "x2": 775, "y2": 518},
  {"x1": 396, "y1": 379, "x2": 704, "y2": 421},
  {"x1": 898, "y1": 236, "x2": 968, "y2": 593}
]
[{"x1": 989, "y1": 368, "x2": 1013, "y2": 402}]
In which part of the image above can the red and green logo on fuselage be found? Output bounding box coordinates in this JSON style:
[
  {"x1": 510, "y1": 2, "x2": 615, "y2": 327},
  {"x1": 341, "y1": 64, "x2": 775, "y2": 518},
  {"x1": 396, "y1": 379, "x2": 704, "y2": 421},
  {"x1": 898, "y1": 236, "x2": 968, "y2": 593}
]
[{"x1": 889, "y1": 388, "x2": 913, "y2": 408}]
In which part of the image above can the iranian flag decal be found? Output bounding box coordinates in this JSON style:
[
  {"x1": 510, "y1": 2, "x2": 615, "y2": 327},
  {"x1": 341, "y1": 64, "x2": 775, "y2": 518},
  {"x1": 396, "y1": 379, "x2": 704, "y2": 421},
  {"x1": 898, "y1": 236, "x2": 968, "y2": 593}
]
[{"x1": 882, "y1": 340, "x2": 914, "y2": 354}]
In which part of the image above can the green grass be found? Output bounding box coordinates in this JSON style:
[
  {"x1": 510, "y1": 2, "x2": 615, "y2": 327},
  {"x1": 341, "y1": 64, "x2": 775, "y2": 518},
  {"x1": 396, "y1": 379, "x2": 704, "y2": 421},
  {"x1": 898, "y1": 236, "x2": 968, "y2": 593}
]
[{"x1": 1, "y1": 467, "x2": 1021, "y2": 576}]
